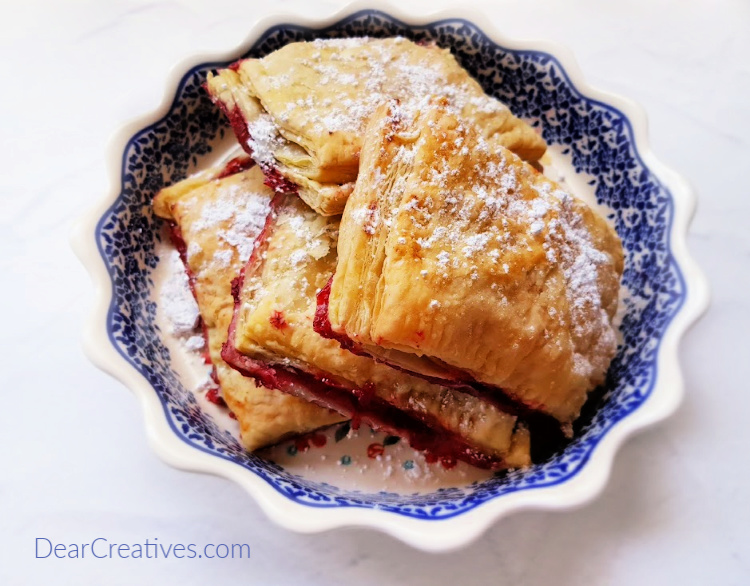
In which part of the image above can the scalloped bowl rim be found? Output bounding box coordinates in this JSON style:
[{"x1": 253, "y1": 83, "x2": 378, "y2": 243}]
[{"x1": 71, "y1": 1, "x2": 710, "y2": 552}]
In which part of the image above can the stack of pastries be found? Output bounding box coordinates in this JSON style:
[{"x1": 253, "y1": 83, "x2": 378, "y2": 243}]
[{"x1": 154, "y1": 37, "x2": 623, "y2": 470}]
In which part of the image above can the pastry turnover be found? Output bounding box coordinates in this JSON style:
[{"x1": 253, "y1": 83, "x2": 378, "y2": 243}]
[
  {"x1": 221, "y1": 193, "x2": 531, "y2": 469},
  {"x1": 153, "y1": 160, "x2": 344, "y2": 451},
  {"x1": 205, "y1": 37, "x2": 546, "y2": 216},
  {"x1": 321, "y1": 99, "x2": 624, "y2": 425}
]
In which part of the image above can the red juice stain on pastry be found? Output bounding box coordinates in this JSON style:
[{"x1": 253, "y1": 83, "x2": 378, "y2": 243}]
[
  {"x1": 294, "y1": 436, "x2": 311, "y2": 453},
  {"x1": 310, "y1": 433, "x2": 327, "y2": 448},
  {"x1": 262, "y1": 166, "x2": 298, "y2": 195},
  {"x1": 215, "y1": 155, "x2": 254, "y2": 179},
  {"x1": 367, "y1": 443, "x2": 385, "y2": 459},
  {"x1": 206, "y1": 387, "x2": 227, "y2": 408},
  {"x1": 293, "y1": 432, "x2": 327, "y2": 452},
  {"x1": 228, "y1": 59, "x2": 244, "y2": 72},
  {"x1": 313, "y1": 279, "x2": 362, "y2": 354},
  {"x1": 228, "y1": 411, "x2": 237, "y2": 420},
  {"x1": 224, "y1": 106, "x2": 253, "y2": 156},
  {"x1": 269, "y1": 310, "x2": 288, "y2": 330},
  {"x1": 230, "y1": 276, "x2": 242, "y2": 301},
  {"x1": 440, "y1": 456, "x2": 457, "y2": 469},
  {"x1": 352, "y1": 382, "x2": 376, "y2": 407},
  {"x1": 422, "y1": 451, "x2": 456, "y2": 470}
]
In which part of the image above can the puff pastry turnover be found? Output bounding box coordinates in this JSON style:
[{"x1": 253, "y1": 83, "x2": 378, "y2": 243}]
[
  {"x1": 322, "y1": 100, "x2": 624, "y2": 425},
  {"x1": 153, "y1": 160, "x2": 344, "y2": 451},
  {"x1": 206, "y1": 37, "x2": 546, "y2": 216},
  {"x1": 221, "y1": 193, "x2": 531, "y2": 469}
]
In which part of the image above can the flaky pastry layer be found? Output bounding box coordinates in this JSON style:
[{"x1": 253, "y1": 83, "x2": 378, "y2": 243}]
[{"x1": 325, "y1": 100, "x2": 624, "y2": 424}]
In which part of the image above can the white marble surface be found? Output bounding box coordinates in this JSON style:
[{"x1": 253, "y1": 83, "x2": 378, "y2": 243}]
[{"x1": 1, "y1": 0, "x2": 747, "y2": 583}]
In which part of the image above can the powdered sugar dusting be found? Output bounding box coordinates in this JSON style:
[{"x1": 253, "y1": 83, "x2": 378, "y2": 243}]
[
  {"x1": 189, "y1": 181, "x2": 271, "y2": 269},
  {"x1": 160, "y1": 249, "x2": 200, "y2": 336},
  {"x1": 245, "y1": 37, "x2": 512, "y2": 160},
  {"x1": 543, "y1": 186, "x2": 615, "y2": 378},
  {"x1": 184, "y1": 334, "x2": 206, "y2": 352},
  {"x1": 155, "y1": 241, "x2": 236, "y2": 436},
  {"x1": 246, "y1": 114, "x2": 284, "y2": 167}
]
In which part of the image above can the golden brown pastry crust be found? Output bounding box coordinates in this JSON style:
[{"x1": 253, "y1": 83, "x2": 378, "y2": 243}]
[
  {"x1": 229, "y1": 194, "x2": 530, "y2": 467},
  {"x1": 153, "y1": 164, "x2": 344, "y2": 451},
  {"x1": 206, "y1": 37, "x2": 546, "y2": 216},
  {"x1": 327, "y1": 100, "x2": 624, "y2": 424}
]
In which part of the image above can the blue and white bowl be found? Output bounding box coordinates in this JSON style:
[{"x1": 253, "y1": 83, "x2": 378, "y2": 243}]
[{"x1": 72, "y1": 5, "x2": 708, "y2": 551}]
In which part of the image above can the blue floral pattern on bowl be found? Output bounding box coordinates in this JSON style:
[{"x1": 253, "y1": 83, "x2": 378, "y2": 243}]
[{"x1": 95, "y1": 10, "x2": 684, "y2": 519}]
